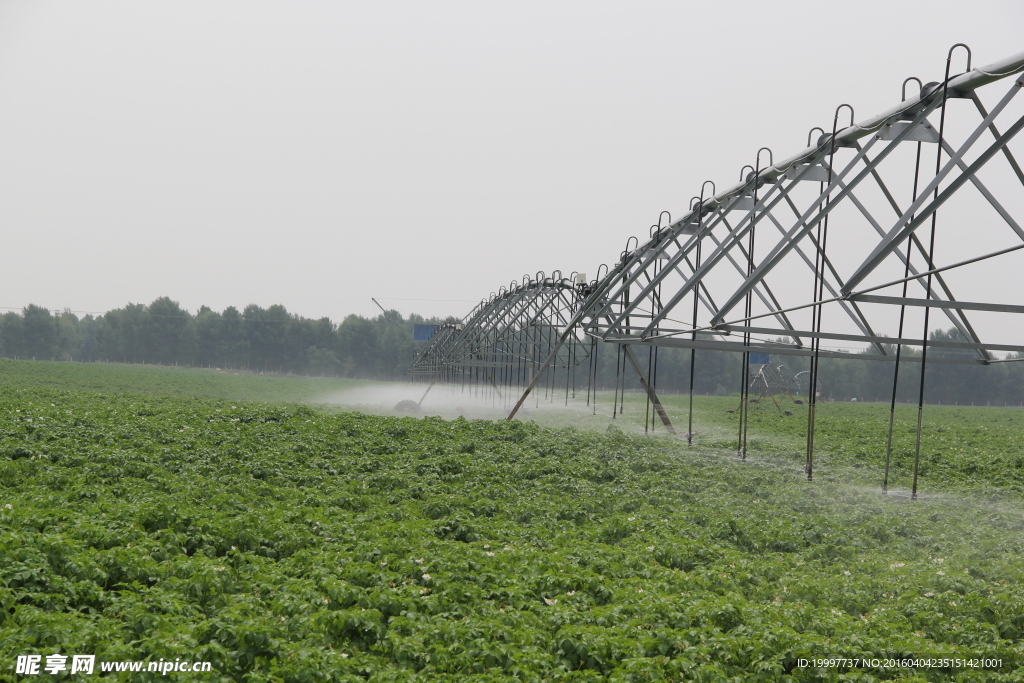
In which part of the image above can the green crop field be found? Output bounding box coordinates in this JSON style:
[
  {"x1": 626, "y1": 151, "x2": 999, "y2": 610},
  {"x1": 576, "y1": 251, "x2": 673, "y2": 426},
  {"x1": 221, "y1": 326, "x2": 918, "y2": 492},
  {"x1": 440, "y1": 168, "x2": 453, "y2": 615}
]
[
  {"x1": 569, "y1": 393, "x2": 1024, "y2": 498},
  {"x1": 0, "y1": 360, "x2": 372, "y2": 405},
  {"x1": 2, "y1": 360, "x2": 1023, "y2": 681}
]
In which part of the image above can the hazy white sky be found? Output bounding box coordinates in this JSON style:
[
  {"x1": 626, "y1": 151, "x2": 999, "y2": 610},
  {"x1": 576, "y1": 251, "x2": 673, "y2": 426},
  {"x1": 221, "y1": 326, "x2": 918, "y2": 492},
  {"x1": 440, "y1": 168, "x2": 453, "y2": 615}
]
[{"x1": 0, "y1": 0, "x2": 1020, "y2": 324}]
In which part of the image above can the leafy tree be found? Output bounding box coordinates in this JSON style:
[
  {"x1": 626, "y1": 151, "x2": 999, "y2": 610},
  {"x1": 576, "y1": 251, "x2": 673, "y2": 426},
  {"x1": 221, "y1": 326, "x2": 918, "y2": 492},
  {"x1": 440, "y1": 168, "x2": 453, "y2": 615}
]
[
  {"x1": 0, "y1": 311, "x2": 24, "y2": 358},
  {"x1": 193, "y1": 306, "x2": 222, "y2": 367},
  {"x1": 21, "y1": 305, "x2": 59, "y2": 360},
  {"x1": 220, "y1": 306, "x2": 249, "y2": 369},
  {"x1": 141, "y1": 297, "x2": 191, "y2": 365},
  {"x1": 306, "y1": 345, "x2": 343, "y2": 376},
  {"x1": 337, "y1": 314, "x2": 380, "y2": 379},
  {"x1": 55, "y1": 309, "x2": 81, "y2": 361}
]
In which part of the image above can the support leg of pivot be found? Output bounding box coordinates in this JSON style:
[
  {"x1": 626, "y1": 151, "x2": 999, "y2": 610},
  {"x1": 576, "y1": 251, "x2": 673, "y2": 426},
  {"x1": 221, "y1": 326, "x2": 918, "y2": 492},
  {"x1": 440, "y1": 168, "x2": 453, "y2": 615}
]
[
  {"x1": 622, "y1": 346, "x2": 676, "y2": 434},
  {"x1": 417, "y1": 380, "x2": 436, "y2": 408}
]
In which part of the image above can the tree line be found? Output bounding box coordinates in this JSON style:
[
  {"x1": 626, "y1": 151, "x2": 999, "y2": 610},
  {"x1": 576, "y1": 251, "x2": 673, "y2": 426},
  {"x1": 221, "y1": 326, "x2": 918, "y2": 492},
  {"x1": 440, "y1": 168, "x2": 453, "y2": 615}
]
[
  {"x1": 0, "y1": 297, "x2": 445, "y2": 380},
  {"x1": 0, "y1": 297, "x2": 1020, "y2": 405}
]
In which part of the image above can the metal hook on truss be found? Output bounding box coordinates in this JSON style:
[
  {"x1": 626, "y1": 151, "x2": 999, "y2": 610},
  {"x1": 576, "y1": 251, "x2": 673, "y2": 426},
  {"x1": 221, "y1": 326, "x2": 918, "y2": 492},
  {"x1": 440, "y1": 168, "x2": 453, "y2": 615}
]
[
  {"x1": 833, "y1": 104, "x2": 855, "y2": 137},
  {"x1": 947, "y1": 43, "x2": 972, "y2": 77},
  {"x1": 740, "y1": 164, "x2": 755, "y2": 183},
  {"x1": 658, "y1": 210, "x2": 672, "y2": 229},
  {"x1": 622, "y1": 236, "x2": 639, "y2": 262},
  {"x1": 647, "y1": 222, "x2": 663, "y2": 250},
  {"x1": 902, "y1": 77, "x2": 923, "y2": 102},
  {"x1": 596, "y1": 263, "x2": 609, "y2": 283},
  {"x1": 807, "y1": 127, "x2": 825, "y2": 148},
  {"x1": 820, "y1": 104, "x2": 855, "y2": 151},
  {"x1": 694, "y1": 180, "x2": 716, "y2": 222},
  {"x1": 699, "y1": 180, "x2": 715, "y2": 208},
  {"x1": 755, "y1": 147, "x2": 773, "y2": 174}
]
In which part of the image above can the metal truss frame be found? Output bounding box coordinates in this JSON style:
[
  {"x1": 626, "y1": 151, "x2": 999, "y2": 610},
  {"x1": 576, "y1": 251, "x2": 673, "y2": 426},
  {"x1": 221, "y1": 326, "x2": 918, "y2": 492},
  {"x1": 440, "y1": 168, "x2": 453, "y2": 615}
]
[
  {"x1": 580, "y1": 47, "x2": 1024, "y2": 495},
  {"x1": 408, "y1": 273, "x2": 596, "y2": 408},
  {"x1": 409, "y1": 47, "x2": 1024, "y2": 497}
]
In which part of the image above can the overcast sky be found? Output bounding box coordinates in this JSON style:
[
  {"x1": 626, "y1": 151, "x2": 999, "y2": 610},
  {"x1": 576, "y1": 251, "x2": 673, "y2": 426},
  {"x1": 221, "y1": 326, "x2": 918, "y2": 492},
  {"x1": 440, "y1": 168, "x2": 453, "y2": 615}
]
[{"x1": 0, "y1": 0, "x2": 1020, "y2": 325}]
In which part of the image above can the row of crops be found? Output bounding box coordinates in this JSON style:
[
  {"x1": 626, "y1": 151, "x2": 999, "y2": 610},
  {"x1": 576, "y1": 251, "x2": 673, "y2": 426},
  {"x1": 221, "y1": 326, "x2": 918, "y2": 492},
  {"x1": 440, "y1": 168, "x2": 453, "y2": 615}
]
[{"x1": 1, "y1": 361, "x2": 1024, "y2": 680}]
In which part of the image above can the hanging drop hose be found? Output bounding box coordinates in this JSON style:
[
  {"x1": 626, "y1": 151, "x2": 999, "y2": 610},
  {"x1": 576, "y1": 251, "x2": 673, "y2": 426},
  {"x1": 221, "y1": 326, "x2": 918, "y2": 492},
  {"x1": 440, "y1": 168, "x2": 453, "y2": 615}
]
[
  {"x1": 645, "y1": 345, "x2": 653, "y2": 433},
  {"x1": 613, "y1": 342, "x2": 622, "y2": 419},
  {"x1": 806, "y1": 104, "x2": 852, "y2": 480},
  {"x1": 738, "y1": 169, "x2": 756, "y2": 457},
  {"x1": 911, "y1": 44, "x2": 970, "y2": 501},
  {"x1": 589, "y1": 331, "x2": 598, "y2": 403},
  {"x1": 739, "y1": 148, "x2": 773, "y2": 460},
  {"x1": 688, "y1": 182, "x2": 713, "y2": 444},
  {"x1": 620, "y1": 277, "x2": 630, "y2": 417},
  {"x1": 884, "y1": 80, "x2": 925, "y2": 493}
]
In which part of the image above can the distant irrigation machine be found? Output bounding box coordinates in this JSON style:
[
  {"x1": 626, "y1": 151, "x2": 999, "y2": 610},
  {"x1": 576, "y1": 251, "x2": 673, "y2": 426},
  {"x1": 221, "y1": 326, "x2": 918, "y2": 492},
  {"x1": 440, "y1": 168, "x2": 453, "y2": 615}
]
[
  {"x1": 409, "y1": 46, "x2": 1024, "y2": 498},
  {"x1": 407, "y1": 272, "x2": 602, "y2": 414}
]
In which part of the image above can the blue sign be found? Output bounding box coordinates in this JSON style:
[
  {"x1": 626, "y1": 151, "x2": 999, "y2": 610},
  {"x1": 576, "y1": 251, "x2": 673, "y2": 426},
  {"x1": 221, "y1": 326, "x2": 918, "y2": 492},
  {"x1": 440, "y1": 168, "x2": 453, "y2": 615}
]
[
  {"x1": 749, "y1": 353, "x2": 770, "y2": 365},
  {"x1": 413, "y1": 324, "x2": 439, "y2": 341}
]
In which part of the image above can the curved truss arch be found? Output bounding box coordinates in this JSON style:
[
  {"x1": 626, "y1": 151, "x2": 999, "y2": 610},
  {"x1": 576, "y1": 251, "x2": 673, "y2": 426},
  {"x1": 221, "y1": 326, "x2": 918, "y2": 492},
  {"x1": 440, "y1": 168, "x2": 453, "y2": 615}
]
[{"x1": 408, "y1": 274, "x2": 598, "y2": 402}]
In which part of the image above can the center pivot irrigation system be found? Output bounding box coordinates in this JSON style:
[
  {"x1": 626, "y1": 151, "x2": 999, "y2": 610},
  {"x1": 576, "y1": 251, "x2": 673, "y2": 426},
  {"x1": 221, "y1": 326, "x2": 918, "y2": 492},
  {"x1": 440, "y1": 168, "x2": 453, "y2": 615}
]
[{"x1": 409, "y1": 46, "x2": 1024, "y2": 498}]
